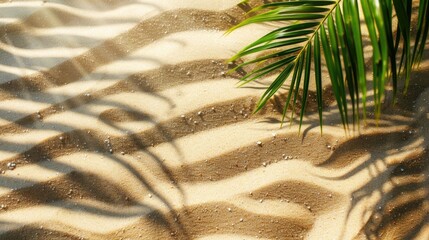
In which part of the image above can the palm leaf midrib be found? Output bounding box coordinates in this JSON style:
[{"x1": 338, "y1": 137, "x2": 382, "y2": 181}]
[{"x1": 290, "y1": 0, "x2": 341, "y2": 66}]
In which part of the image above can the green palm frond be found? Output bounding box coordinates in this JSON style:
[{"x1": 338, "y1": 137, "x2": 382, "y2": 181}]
[{"x1": 228, "y1": 0, "x2": 429, "y2": 133}]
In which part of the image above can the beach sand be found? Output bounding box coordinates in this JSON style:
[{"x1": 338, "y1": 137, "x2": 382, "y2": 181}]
[{"x1": 0, "y1": 0, "x2": 428, "y2": 239}]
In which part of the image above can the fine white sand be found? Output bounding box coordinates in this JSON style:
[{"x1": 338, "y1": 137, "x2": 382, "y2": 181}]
[{"x1": 0, "y1": 1, "x2": 428, "y2": 239}]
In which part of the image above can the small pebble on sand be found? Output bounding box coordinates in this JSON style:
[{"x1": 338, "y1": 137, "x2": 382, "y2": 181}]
[{"x1": 7, "y1": 162, "x2": 16, "y2": 170}]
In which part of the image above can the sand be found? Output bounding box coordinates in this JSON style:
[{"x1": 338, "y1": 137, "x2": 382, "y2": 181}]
[{"x1": 0, "y1": 0, "x2": 428, "y2": 239}]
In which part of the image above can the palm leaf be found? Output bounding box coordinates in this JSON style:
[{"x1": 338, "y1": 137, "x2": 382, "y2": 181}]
[{"x1": 228, "y1": 0, "x2": 429, "y2": 133}]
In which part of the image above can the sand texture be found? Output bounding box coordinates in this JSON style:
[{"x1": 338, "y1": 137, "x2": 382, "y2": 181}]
[{"x1": 0, "y1": 0, "x2": 428, "y2": 239}]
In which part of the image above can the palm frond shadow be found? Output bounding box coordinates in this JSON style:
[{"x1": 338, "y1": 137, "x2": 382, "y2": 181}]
[
  {"x1": 0, "y1": 101, "x2": 190, "y2": 237},
  {"x1": 0, "y1": 1, "x2": 258, "y2": 239},
  {"x1": 309, "y1": 62, "x2": 429, "y2": 238},
  {"x1": 306, "y1": 122, "x2": 427, "y2": 239},
  {"x1": 359, "y1": 150, "x2": 429, "y2": 239}
]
